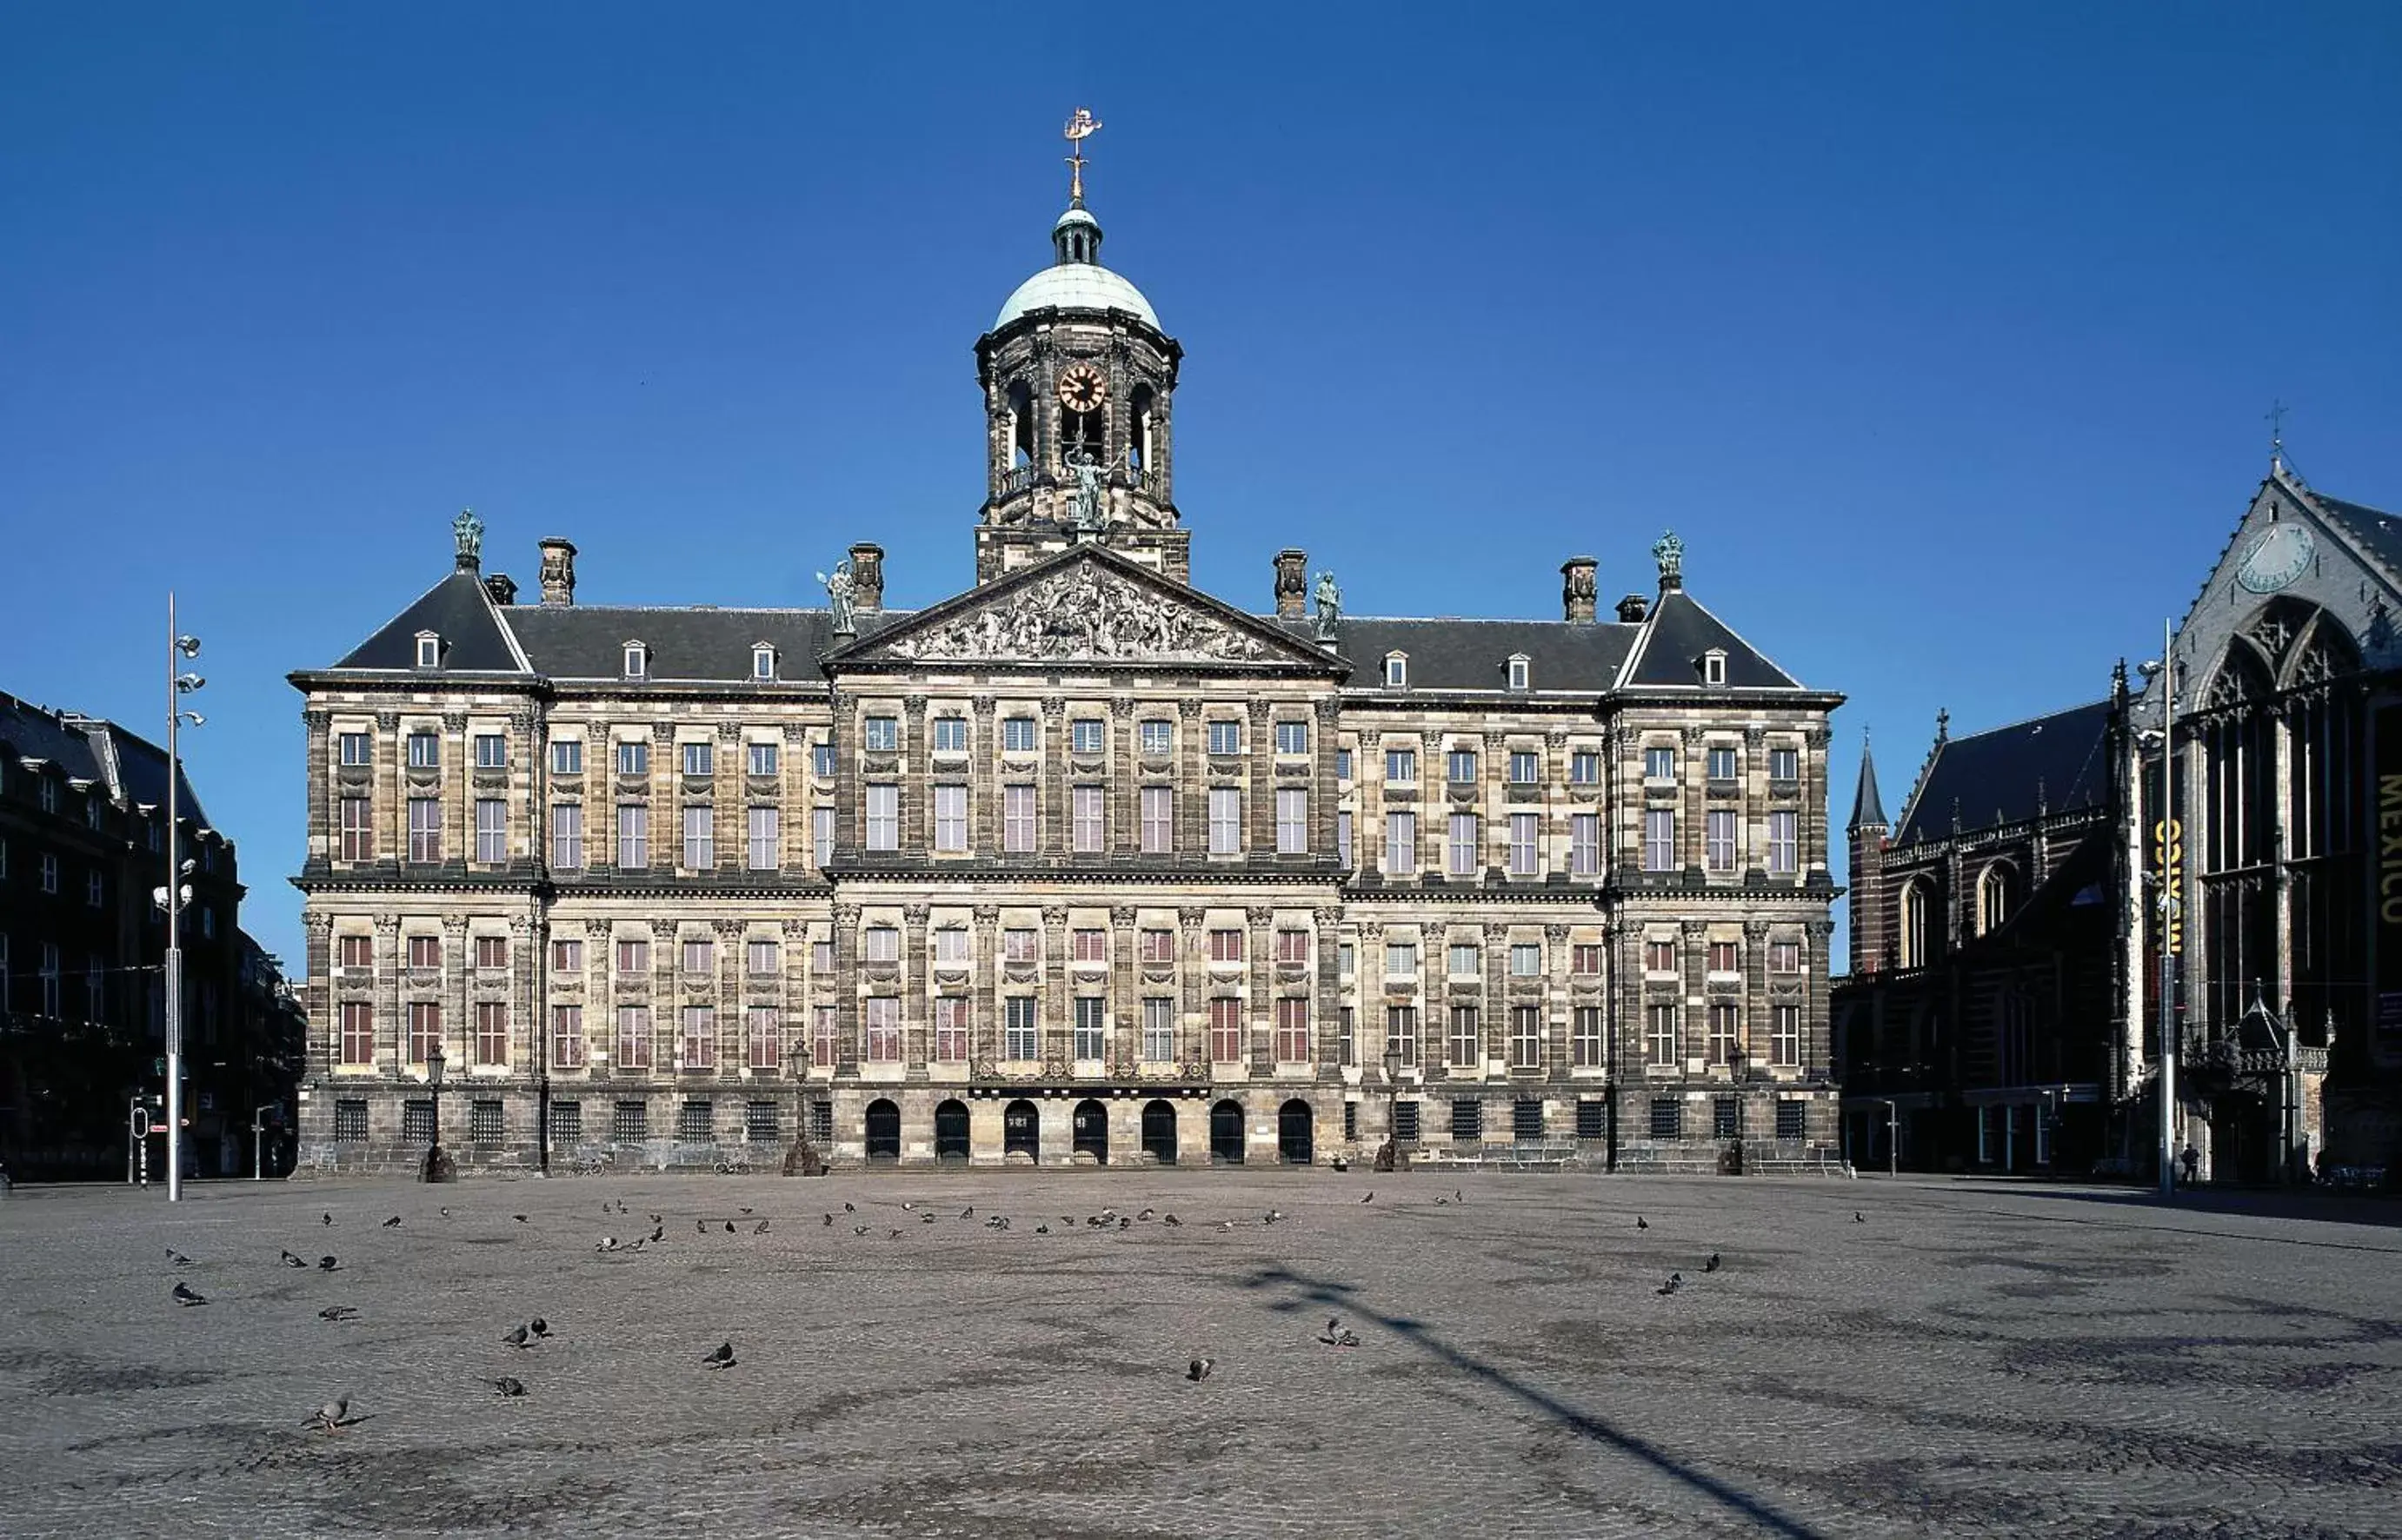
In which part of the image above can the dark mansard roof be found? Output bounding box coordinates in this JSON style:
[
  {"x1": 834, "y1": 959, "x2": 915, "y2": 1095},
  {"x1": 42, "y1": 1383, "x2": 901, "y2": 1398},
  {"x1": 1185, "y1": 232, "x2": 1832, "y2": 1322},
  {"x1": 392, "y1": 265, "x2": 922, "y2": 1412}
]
[
  {"x1": 0, "y1": 691, "x2": 213, "y2": 824},
  {"x1": 1892, "y1": 699, "x2": 2113, "y2": 848},
  {"x1": 333, "y1": 567, "x2": 529, "y2": 674}
]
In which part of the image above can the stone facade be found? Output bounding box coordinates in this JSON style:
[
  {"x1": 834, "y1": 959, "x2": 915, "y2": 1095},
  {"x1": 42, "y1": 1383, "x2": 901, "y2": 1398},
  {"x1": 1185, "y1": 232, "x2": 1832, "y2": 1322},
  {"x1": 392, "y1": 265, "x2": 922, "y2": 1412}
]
[{"x1": 287, "y1": 181, "x2": 1845, "y2": 1177}]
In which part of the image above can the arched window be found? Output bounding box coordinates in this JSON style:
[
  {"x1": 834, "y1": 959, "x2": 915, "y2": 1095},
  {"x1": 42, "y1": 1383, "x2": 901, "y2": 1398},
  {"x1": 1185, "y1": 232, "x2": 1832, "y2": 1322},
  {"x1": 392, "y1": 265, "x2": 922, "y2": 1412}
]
[
  {"x1": 1899, "y1": 880, "x2": 1931, "y2": 970},
  {"x1": 1007, "y1": 381, "x2": 1035, "y2": 468},
  {"x1": 1977, "y1": 863, "x2": 2014, "y2": 937},
  {"x1": 1128, "y1": 382, "x2": 1156, "y2": 475}
]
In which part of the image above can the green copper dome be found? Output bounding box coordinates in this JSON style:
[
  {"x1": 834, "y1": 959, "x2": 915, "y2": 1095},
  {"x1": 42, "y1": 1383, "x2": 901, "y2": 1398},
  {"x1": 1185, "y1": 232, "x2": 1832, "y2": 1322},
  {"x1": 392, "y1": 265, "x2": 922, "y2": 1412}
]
[{"x1": 990, "y1": 205, "x2": 1161, "y2": 333}]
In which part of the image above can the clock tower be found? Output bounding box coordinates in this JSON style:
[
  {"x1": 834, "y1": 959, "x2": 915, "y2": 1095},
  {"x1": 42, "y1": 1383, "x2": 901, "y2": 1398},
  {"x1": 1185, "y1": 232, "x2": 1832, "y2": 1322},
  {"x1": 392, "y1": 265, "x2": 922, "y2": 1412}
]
[{"x1": 972, "y1": 125, "x2": 1185, "y2": 585}]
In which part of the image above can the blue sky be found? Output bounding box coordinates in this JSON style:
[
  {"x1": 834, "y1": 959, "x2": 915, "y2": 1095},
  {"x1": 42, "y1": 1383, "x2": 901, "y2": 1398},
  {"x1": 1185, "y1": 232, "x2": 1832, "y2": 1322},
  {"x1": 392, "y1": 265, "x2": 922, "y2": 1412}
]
[{"x1": 3, "y1": 3, "x2": 2397, "y2": 971}]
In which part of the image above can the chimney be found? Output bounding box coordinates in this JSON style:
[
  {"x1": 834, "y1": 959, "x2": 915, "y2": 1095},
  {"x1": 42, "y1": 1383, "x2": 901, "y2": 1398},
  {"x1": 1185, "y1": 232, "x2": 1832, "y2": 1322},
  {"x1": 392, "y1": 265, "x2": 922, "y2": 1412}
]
[
  {"x1": 1274, "y1": 548, "x2": 1308, "y2": 619},
  {"x1": 848, "y1": 542, "x2": 885, "y2": 613},
  {"x1": 1616, "y1": 593, "x2": 1650, "y2": 623},
  {"x1": 1560, "y1": 556, "x2": 1598, "y2": 623},
  {"x1": 537, "y1": 538, "x2": 577, "y2": 606},
  {"x1": 483, "y1": 573, "x2": 518, "y2": 606}
]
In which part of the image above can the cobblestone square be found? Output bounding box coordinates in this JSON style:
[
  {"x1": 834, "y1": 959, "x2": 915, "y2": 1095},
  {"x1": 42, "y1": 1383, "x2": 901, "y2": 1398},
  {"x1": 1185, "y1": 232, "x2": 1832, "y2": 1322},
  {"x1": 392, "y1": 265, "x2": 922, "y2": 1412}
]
[{"x1": 2, "y1": 1173, "x2": 2396, "y2": 1538}]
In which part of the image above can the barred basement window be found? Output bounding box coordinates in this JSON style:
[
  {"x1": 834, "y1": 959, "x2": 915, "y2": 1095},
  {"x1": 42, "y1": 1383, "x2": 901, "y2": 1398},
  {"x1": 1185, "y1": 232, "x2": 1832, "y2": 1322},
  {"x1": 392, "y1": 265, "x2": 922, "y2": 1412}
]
[
  {"x1": 1713, "y1": 1097, "x2": 1739, "y2": 1139},
  {"x1": 402, "y1": 1100, "x2": 435, "y2": 1145},
  {"x1": 1775, "y1": 1100, "x2": 1806, "y2": 1141},
  {"x1": 808, "y1": 1101, "x2": 833, "y2": 1144},
  {"x1": 334, "y1": 1099, "x2": 369, "y2": 1143},
  {"x1": 747, "y1": 1101, "x2": 781, "y2": 1144},
  {"x1": 549, "y1": 1101, "x2": 582, "y2": 1145},
  {"x1": 1450, "y1": 1099, "x2": 1482, "y2": 1140},
  {"x1": 678, "y1": 1101, "x2": 714, "y2": 1144},
  {"x1": 613, "y1": 1101, "x2": 648, "y2": 1143},
  {"x1": 1649, "y1": 1098, "x2": 1682, "y2": 1140},
  {"x1": 1575, "y1": 1099, "x2": 1608, "y2": 1140},
  {"x1": 1514, "y1": 1099, "x2": 1545, "y2": 1141},
  {"x1": 1393, "y1": 1101, "x2": 1421, "y2": 1142},
  {"x1": 470, "y1": 1099, "x2": 504, "y2": 1145}
]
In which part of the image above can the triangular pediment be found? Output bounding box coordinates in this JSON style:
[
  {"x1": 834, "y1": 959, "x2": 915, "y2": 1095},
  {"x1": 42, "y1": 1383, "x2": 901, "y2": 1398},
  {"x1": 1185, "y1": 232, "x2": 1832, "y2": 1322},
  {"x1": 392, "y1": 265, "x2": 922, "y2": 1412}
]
[{"x1": 832, "y1": 545, "x2": 1343, "y2": 673}]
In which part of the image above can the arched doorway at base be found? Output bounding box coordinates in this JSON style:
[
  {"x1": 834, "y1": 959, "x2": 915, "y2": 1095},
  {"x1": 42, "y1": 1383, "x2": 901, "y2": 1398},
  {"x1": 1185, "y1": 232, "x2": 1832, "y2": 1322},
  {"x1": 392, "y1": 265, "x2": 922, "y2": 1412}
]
[
  {"x1": 1002, "y1": 1099, "x2": 1040, "y2": 1163},
  {"x1": 864, "y1": 1099, "x2": 901, "y2": 1161},
  {"x1": 934, "y1": 1099, "x2": 969, "y2": 1161},
  {"x1": 1141, "y1": 1099, "x2": 1179, "y2": 1164},
  {"x1": 1210, "y1": 1099, "x2": 1245, "y2": 1165},
  {"x1": 1279, "y1": 1099, "x2": 1314, "y2": 1165}
]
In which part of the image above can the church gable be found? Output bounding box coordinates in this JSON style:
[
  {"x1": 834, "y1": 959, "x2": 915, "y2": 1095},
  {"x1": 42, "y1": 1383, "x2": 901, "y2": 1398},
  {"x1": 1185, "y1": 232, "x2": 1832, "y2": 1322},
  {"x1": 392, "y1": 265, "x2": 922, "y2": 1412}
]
[{"x1": 835, "y1": 546, "x2": 1341, "y2": 674}]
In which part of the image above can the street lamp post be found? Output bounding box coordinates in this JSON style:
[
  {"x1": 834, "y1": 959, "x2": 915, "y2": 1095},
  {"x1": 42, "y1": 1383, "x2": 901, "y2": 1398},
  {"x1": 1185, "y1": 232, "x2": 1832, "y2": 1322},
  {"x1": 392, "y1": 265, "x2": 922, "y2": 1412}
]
[
  {"x1": 163, "y1": 599, "x2": 204, "y2": 1203},
  {"x1": 422, "y1": 1043, "x2": 454, "y2": 1182},
  {"x1": 1880, "y1": 1099, "x2": 1898, "y2": 1177},
  {"x1": 784, "y1": 1039, "x2": 822, "y2": 1177},
  {"x1": 1376, "y1": 1044, "x2": 1408, "y2": 1173}
]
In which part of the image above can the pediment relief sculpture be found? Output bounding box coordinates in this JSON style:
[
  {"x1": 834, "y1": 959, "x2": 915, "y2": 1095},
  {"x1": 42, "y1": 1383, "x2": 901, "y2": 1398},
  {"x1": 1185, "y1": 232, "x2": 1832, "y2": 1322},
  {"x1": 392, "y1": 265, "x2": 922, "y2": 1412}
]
[{"x1": 875, "y1": 561, "x2": 1281, "y2": 666}]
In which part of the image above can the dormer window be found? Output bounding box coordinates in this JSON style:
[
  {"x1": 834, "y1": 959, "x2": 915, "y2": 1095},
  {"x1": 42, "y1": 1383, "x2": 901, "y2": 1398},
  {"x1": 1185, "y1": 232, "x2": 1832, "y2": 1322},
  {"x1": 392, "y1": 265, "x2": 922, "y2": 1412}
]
[
  {"x1": 1700, "y1": 648, "x2": 1727, "y2": 687},
  {"x1": 1507, "y1": 654, "x2": 1531, "y2": 692},
  {"x1": 415, "y1": 632, "x2": 441, "y2": 669},
  {"x1": 1385, "y1": 653, "x2": 1409, "y2": 689},
  {"x1": 752, "y1": 643, "x2": 776, "y2": 681},
  {"x1": 623, "y1": 641, "x2": 648, "y2": 680}
]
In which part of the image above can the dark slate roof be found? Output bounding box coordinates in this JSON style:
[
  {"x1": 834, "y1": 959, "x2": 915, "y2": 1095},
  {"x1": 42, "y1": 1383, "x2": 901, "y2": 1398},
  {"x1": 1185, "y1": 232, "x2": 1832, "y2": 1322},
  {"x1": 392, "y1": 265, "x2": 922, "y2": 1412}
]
[
  {"x1": 2303, "y1": 486, "x2": 2402, "y2": 575},
  {"x1": 1617, "y1": 589, "x2": 1803, "y2": 690},
  {"x1": 1893, "y1": 699, "x2": 2113, "y2": 848},
  {"x1": 1849, "y1": 740, "x2": 1887, "y2": 830},
  {"x1": 503, "y1": 606, "x2": 911, "y2": 682},
  {"x1": 1273, "y1": 616, "x2": 1640, "y2": 692},
  {"x1": 334, "y1": 567, "x2": 528, "y2": 673},
  {"x1": 0, "y1": 692, "x2": 211, "y2": 823}
]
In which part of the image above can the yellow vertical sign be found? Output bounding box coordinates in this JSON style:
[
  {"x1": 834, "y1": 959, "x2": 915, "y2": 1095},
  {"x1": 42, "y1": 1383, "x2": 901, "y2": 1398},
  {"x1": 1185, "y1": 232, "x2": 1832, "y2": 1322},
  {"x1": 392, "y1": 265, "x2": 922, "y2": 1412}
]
[{"x1": 2152, "y1": 819, "x2": 2183, "y2": 956}]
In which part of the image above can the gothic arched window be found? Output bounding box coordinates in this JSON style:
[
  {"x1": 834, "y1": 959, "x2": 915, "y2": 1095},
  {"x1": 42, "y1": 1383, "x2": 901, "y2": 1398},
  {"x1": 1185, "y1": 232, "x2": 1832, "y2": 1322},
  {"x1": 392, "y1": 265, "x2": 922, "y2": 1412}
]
[
  {"x1": 1899, "y1": 880, "x2": 1931, "y2": 970},
  {"x1": 1977, "y1": 863, "x2": 2014, "y2": 937}
]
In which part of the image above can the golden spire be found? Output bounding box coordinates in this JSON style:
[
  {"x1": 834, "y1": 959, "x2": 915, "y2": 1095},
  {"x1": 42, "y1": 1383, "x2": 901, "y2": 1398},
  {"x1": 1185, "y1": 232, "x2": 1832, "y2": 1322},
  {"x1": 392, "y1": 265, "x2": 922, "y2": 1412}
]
[{"x1": 1063, "y1": 106, "x2": 1101, "y2": 206}]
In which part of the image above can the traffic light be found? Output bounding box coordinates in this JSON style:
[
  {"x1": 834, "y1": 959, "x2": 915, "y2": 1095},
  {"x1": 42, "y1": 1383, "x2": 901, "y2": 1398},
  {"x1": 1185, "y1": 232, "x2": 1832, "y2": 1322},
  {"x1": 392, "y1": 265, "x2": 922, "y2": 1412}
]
[{"x1": 2152, "y1": 818, "x2": 2183, "y2": 956}]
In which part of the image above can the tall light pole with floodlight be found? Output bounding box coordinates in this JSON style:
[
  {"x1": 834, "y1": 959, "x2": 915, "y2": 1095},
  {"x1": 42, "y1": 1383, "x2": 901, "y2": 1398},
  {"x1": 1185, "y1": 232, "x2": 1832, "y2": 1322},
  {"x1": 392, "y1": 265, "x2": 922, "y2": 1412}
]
[{"x1": 164, "y1": 601, "x2": 204, "y2": 1202}]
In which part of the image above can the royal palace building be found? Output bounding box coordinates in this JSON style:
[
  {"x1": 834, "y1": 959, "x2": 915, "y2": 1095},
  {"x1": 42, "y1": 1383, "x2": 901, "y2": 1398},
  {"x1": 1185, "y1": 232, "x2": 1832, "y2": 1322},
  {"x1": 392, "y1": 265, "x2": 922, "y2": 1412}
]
[{"x1": 289, "y1": 163, "x2": 1845, "y2": 1176}]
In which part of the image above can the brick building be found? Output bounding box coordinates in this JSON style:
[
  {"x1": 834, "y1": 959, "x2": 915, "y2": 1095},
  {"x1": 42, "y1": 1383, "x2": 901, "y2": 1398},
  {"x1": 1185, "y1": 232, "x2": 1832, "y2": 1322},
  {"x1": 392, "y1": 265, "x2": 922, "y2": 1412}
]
[
  {"x1": 0, "y1": 692, "x2": 304, "y2": 1178},
  {"x1": 289, "y1": 169, "x2": 1845, "y2": 1175}
]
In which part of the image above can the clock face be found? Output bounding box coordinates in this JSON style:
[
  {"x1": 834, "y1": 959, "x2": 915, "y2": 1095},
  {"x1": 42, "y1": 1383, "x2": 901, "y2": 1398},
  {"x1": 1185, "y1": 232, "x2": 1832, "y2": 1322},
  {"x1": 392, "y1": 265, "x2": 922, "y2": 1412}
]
[
  {"x1": 2236, "y1": 522, "x2": 2314, "y2": 594},
  {"x1": 1055, "y1": 364, "x2": 1108, "y2": 415}
]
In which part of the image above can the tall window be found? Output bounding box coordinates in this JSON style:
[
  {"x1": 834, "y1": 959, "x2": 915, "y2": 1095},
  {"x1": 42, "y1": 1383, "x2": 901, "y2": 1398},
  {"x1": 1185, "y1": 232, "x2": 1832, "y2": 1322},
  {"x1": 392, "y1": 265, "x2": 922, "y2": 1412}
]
[
  {"x1": 476, "y1": 799, "x2": 507, "y2": 863},
  {"x1": 1448, "y1": 1005, "x2": 1480, "y2": 1066},
  {"x1": 682, "y1": 804, "x2": 715, "y2": 868},
  {"x1": 1074, "y1": 997, "x2": 1108, "y2": 1060},
  {"x1": 1510, "y1": 1006, "x2": 1542, "y2": 1069},
  {"x1": 1141, "y1": 787, "x2": 1173, "y2": 853},
  {"x1": 813, "y1": 1004, "x2": 837, "y2": 1069},
  {"x1": 1573, "y1": 1006, "x2": 1604, "y2": 1067},
  {"x1": 1071, "y1": 718, "x2": 1104, "y2": 755},
  {"x1": 1643, "y1": 808, "x2": 1674, "y2": 872},
  {"x1": 682, "y1": 740, "x2": 714, "y2": 777},
  {"x1": 1141, "y1": 997, "x2": 1176, "y2": 1062},
  {"x1": 747, "y1": 1006, "x2": 781, "y2": 1069},
  {"x1": 934, "y1": 785, "x2": 968, "y2": 853},
  {"x1": 1001, "y1": 717, "x2": 1037, "y2": 753},
  {"x1": 1705, "y1": 809, "x2": 1735, "y2": 873},
  {"x1": 1338, "y1": 810, "x2": 1353, "y2": 867},
  {"x1": 1072, "y1": 785, "x2": 1105, "y2": 853},
  {"x1": 1275, "y1": 998, "x2": 1310, "y2": 1062},
  {"x1": 1208, "y1": 787, "x2": 1241, "y2": 854},
  {"x1": 1448, "y1": 813, "x2": 1480, "y2": 875},
  {"x1": 551, "y1": 802, "x2": 584, "y2": 869},
  {"x1": 1275, "y1": 720, "x2": 1308, "y2": 754},
  {"x1": 1385, "y1": 809, "x2": 1416, "y2": 875},
  {"x1": 408, "y1": 798, "x2": 441, "y2": 862},
  {"x1": 1004, "y1": 997, "x2": 1038, "y2": 1060},
  {"x1": 408, "y1": 731, "x2": 440, "y2": 769},
  {"x1": 1900, "y1": 881, "x2": 1930, "y2": 969},
  {"x1": 551, "y1": 1006, "x2": 584, "y2": 1068},
  {"x1": 1647, "y1": 1004, "x2": 1679, "y2": 1065},
  {"x1": 933, "y1": 998, "x2": 968, "y2": 1063},
  {"x1": 747, "y1": 806, "x2": 778, "y2": 870},
  {"x1": 754, "y1": 643, "x2": 776, "y2": 680},
  {"x1": 1003, "y1": 785, "x2": 1035, "y2": 853},
  {"x1": 476, "y1": 1001, "x2": 509, "y2": 1066},
  {"x1": 616, "y1": 803, "x2": 649, "y2": 868},
  {"x1": 1978, "y1": 864, "x2": 2013, "y2": 934},
  {"x1": 810, "y1": 741, "x2": 835, "y2": 777},
  {"x1": 1570, "y1": 813, "x2": 1600, "y2": 876},
  {"x1": 339, "y1": 796, "x2": 373, "y2": 861},
  {"x1": 812, "y1": 806, "x2": 835, "y2": 866},
  {"x1": 747, "y1": 938, "x2": 778, "y2": 976},
  {"x1": 339, "y1": 1000, "x2": 374, "y2": 1065},
  {"x1": 678, "y1": 1005, "x2": 715, "y2": 1069},
  {"x1": 1276, "y1": 787, "x2": 1308, "y2": 853},
  {"x1": 1508, "y1": 813, "x2": 1539, "y2": 875},
  {"x1": 864, "y1": 783, "x2": 898, "y2": 852},
  {"x1": 1209, "y1": 998, "x2": 1245, "y2": 1062},
  {"x1": 748, "y1": 741, "x2": 778, "y2": 777},
  {"x1": 1707, "y1": 1002, "x2": 1740, "y2": 1065},
  {"x1": 1208, "y1": 720, "x2": 1241, "y2": 755},
  {"x1": 407, "y1": 1000, "x2": 442, "y2": 1064},
  {"x1": 863, "y1": 997, "x2": 900, "y2": 1062},
  {"x1": 1767, "y1": 810, "x2": 1798, "y2": 875},
  {"x1": 1384, "y1": 1005, "x2": 1418, "y2": 1067},
  {"x1": 1772, "y1": 1004, "x2": 1800, "y2": 1067}
]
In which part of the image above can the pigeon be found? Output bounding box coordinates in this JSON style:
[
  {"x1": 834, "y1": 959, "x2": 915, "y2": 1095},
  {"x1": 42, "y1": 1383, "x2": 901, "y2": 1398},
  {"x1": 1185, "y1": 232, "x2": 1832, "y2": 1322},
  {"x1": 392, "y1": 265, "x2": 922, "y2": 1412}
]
[
  {"x1": 167, "y1": 1250, "x2": 194, "y2": 1267},
  {"x1": 1434, "y1": 1196, "x2": 1449, "y2": 1205},
  {"x1": 1118, "y1": 1217, "x2": 1131, "y2": 1231},
  {"x1": 1656, "y1": 1271, "x2": 1683, "y2": 1297},
  {"x1": 1034, "y1": 1225, "x2": 1049, "y2": 1235},
  {"x1": 1217, "y1": 1220, "x2": 1234, "y2": 1232},
  {"x1": 921, "y1": 1212, "x2": 936, "y2": 1225},
  {"x1": 628, "y1": 1238, "x2": 647, "y2": 1253},
  {"x1": 172, "y1": 1282, "x2": 208, "y2": 1306},
  {"x1": 842, "y1": 1201, "x2": 855, "y2": 1212},
  {"x1": 649, "y1": 1225, "x2": 665, "y2": 1244},
  {"x1": 489, "y1": 1376, "x2": 527, "y2": 1397},
  {"x1": 303, "y1": 1395, "x2": 351, "y2": 1432},
  {"x1": 1162, "y1": 1214, "x2": 1181, "y2": 1228},
  {"x1": 960, "y1": 1206, "x2": 974, "y2": 1219},
  {"x1": 724, "y1": 1221, "x2": 736, "y2": 1235},
  {"x1": 1137, "y1": 1209, "x2": 1154, "y2": 1222},
  {"x1": 1186, "y1": 1357, "x2": 1214, "y2": 1383},
  {"x1": 596, "y1": 1237, "x2": 620, "y2": 1253},
  {"x1": 318, "y1": 1256, "x2": 340, "y2": 1272},
  {"x1": 901, "y1": 1201, "x2": 915, "y2": 1211},
  {"x1": 1317, "y1": 1318, "x2": 1363, "y2": 1349},
  {"x1": 1704, "y1": 1252, "x2": 1722, "y2": 1274},
  {"x1": 322, "y1": 1212, "x2": 335, "y2": 1227},
  {"x1": 439, "y1": 1206, "x2": 452, "y2": 1219},
  {"x1": 1360, "y1": 1192, "x2": 1374, "y2": 1204},
  {"x1": 529, "y1": 1318, "x2": 549, "y2": 1338},
  {"x1": 753, "y1": 1219, "x2": 770, "y2": 1235},
  {"x1": 702, "y1": 1341, "x2": 735, "y2": 1370},
  {"x1": 1853, "y1": 1211, "x2": 1866, "y2": 1225},
  {"x1": 382, "y1": 1216, "x2": 401, "y2": 1228},
  {"x1": 502, "y1": 1324, "x2": 532, "y2": 1349},
  {"x1": 1454, "y1": 1190, "x2": 1464, "y2": 1204},
  {"x1": 698, "y1": 1220, "x2": 709, "y2": 1235},
  {"x1": 738, "y1": 1206, "x2": 754, "y2": 1216},
  {"x1": 1264, "y1": 1209, "x2": 1284, "y2": 1225},
  {"x1": 615, "y1": 1200, "x2": 629, "y2": 1216},
  {"x1": 281, "y1": 1250, "x2": 308, "y2": 1269},
  {"x1": 888, "y1": 1229, "x2": 902, "y2": 1240},
  {"x1": 853, "y1": 1225, "x2": 869, "y2": 1236},
  {"x1": 648, "y1": 1213, "x2": 662, "y2": 1225},
  {"x1": 513, "y1": 1214, "x2": 529, "y2": 1225},
  {"x1": 823, "y1": 1213, "x2": 835, "y2": 1227},
  {"x1": 1635, "y1": 1216, "x2": 1649, "y2": 1231},
  {"x1": 317, "y1": 1305, "x2": 357, "y2": 1323}
]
